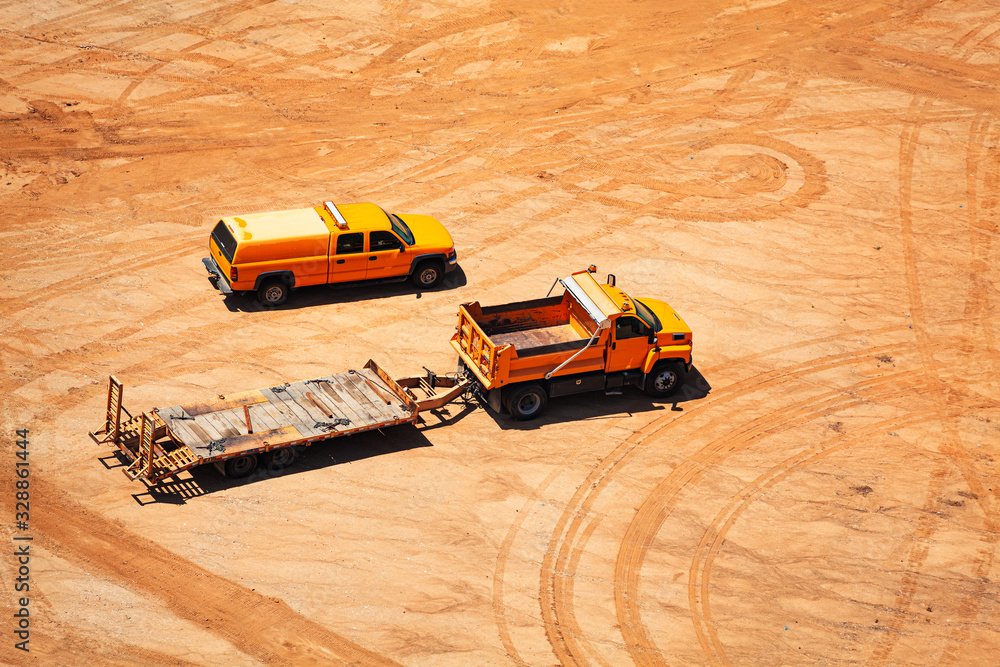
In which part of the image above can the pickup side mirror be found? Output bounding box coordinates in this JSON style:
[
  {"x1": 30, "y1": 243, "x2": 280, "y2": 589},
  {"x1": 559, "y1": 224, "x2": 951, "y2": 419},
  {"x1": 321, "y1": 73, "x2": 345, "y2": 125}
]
[{"x1": 649, "y1": 333, "x2": 658, "y2": 346}]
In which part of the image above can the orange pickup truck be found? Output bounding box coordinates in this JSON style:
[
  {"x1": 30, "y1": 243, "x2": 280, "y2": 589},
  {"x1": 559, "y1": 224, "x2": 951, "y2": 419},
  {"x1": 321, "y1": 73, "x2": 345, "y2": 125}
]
[
  {"x1": 203, "y1": 200, "x2": 457, "y2": 305},
  {"x1": 452, "y1": 268, "x2": 693, "y2": 420}
]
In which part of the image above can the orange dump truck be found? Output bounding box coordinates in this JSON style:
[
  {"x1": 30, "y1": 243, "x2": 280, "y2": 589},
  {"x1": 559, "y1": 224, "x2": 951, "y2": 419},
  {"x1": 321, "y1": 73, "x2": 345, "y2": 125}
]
[{"x1": 452, "y1": 268, "x2": 693, "y2": 420}]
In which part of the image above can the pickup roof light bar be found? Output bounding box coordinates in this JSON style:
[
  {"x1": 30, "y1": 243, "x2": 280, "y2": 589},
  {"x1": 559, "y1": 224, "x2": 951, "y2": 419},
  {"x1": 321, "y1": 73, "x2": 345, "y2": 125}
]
[{"x1": 324, "y1": 201, "x2": 349, "y2": 229}]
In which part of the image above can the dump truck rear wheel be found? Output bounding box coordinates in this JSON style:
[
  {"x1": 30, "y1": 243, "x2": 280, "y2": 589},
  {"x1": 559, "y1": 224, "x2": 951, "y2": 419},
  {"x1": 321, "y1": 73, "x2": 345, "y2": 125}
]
[
  {"x1": 225, "y1": 453, "x2": 258, "y2": 478},
  {"x1": 412, "y1": 261, "x2": 443, "y2": 289},
  {"x1": 257, "y1": 279, "x2": 288, "y2": 306},
  {"x1": 263, "y1": 448, "x2": 295, "y2": 471},
  {"x1": 645, "y1": 361, "x2": 686, "y2": 399},
  {"x1": 506, "y1": 383, "x2": 547, "y2": 420}
]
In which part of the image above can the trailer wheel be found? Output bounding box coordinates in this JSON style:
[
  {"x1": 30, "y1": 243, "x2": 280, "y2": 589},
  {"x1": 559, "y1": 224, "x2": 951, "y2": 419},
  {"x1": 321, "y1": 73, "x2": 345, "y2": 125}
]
[
  {"x1": 257, "y1": 279, "x2": 288, "y2": 306},
  {"x1": 224, "y1": 453, "x2": 258, "y2": 478},
  {"x1": 645, "y1": 361, "x2": 687, "y2": 399},
  {"x1": 506, "y1": 383, "x2": 548, "y2": 421},
  {"x1": 412, "y1": 260, "x2": 443, "y2": 289},
  {"x1": 263, "y1": 447, "x2": 295, "y2": 471}
]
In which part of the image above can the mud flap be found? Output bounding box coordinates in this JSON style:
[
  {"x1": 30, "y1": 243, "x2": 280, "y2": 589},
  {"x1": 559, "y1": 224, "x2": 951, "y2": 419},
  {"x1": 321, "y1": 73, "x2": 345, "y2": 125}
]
[{"x1": 488, "y1": 388, "x2": 503, "y2": 414}]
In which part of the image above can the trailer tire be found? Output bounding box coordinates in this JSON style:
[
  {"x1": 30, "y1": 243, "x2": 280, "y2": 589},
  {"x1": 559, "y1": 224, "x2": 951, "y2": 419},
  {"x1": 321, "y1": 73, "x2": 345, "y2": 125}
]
[
  {"x1": 257, "y1": 279, "x2": 288, "y2": 306},
  {"x1": 263, "y1": 447, "x2": 295, "y2": 471},
  {"x1": 411, "y1": 260, "x2": 444, "y2": 289},
  {"x1": 645, "y1": 360, "x2": 686, "y2": 399},
  {"x1": 506, "y1": 383, "x2": 548, "y2": 421},
  {"x1": 224, "y1": 453, "x2": 258, "y2": 478}
]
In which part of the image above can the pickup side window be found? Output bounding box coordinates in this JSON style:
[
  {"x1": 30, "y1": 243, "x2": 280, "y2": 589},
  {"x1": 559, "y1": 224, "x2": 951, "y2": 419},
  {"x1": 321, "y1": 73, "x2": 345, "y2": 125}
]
[
  {"x1": 336, "y1": 232, "x2": 364, "y2": 254},
  {"x1": 370, "y1": 231, "x2": 403, "y2": 251},
  {"x1": 615, "y1": 316, "x2": 649, "y2": 340}
]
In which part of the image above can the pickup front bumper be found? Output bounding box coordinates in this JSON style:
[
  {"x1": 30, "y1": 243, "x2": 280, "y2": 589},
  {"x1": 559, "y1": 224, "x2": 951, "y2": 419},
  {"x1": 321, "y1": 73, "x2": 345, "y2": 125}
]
[{"x1": 202, "y1": 257, "x2": 233, "y2": 295}]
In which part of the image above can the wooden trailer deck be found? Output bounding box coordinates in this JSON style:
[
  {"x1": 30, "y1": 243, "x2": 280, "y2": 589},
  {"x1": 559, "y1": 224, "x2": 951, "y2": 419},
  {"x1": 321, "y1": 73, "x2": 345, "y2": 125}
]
[
  {"x1": 92, "y1": 360, "x2": 420, "y2": 483},
  {"x1": 156, "y1": 367, "x2": 415, "y2": 459}
]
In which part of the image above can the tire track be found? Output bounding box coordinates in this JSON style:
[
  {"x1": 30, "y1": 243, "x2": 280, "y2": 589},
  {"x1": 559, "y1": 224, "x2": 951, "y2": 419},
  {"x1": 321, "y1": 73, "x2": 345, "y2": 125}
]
[
  {"x1": 27, "y1": 475, "x2": 401, "y2": 666},
  {"x1": 613, "y1": 371, "x2": 930, "y2": 666},
  {"x1": 536, "y1": 341, "x2": 917, "y2": 664},
  {"x1": 870, "y1": 23, "x2": 1000, "y2": 650},
  {"x1": 492, "y1": 468, "x2": 562, "y2": 667},
  {"x1": 688, "y1": 399, "x2": 994, "y2": 665}
]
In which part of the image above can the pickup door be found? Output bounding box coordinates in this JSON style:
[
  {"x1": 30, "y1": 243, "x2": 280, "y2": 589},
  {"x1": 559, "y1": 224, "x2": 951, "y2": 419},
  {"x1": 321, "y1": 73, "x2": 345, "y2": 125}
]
[
  {"x1": 365, "y1": 231, "x2": 410, "y2": 280},
  {"x1": 607, "y1": 315, "x2": 652, "y2": 373},
  {"x1": 330, "y1": 232, "x2": 367, "y2": 282}
]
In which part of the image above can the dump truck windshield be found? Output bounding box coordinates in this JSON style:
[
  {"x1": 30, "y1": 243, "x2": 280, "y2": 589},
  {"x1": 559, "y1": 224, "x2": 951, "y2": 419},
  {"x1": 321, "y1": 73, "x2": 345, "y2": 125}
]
[{"x1": 634, "y1": 298, "x2": 661, "y2": 332}]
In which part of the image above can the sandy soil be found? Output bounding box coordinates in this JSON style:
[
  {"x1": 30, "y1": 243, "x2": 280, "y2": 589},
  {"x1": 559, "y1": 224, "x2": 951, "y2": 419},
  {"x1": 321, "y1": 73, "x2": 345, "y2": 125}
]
[{"x1": 2, "y1": 0, "x2": 1000, "y2": 664}]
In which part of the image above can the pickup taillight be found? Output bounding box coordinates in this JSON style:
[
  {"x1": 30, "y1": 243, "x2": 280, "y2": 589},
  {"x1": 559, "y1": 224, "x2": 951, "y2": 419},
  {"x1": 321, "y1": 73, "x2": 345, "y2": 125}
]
[{"x1": 230, "y1": 265, "x2": 238, "y2": 282}]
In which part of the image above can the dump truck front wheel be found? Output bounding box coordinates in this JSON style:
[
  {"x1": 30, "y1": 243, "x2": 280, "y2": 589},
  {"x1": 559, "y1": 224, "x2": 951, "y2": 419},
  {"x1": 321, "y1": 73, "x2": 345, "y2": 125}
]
[
  {"x1": 257, "y1": 279, "x2": 288, "y2": 306},
  {"x1": 225, "y1": 453, "x2": 258, "y2": 478},
  {"x1": 263, "y1": 448, "x2": 295, "y2": 471},
  {"x1": 506, "y1": 383, "x2": 548, "y2": 420},
  {"x1": 645, "y1": 361, "x2": 686, "y2": 399},
  {"x1": 412, "y1": 260, "x2": 444, "y2": 289}
]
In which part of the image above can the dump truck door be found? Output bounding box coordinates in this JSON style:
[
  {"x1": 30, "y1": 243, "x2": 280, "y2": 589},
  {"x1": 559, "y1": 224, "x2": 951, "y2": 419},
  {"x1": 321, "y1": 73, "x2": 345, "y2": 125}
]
[
  {"x1": 606, "y1": 315, "x2": 653, "y2": 373},
  {"x1": 330, "y1": 231, "x2": 367, "y2": 282}
]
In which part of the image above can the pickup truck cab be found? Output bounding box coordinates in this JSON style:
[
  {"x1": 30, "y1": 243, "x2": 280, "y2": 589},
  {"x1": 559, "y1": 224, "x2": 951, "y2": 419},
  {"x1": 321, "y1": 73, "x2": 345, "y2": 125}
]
[
  {"x1": 203, "y1": 201, "x2": 458, "y2": 305},
  {"x1": 452, "y1": 268, "x2": 693, "y2": 420}
]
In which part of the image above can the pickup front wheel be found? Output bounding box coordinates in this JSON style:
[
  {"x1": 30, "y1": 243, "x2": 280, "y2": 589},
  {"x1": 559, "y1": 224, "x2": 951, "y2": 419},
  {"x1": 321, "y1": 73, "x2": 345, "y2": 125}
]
[
  {"x1": 506, "y1": 383, "x2": 548, "y2": 421},
  {"x1": 645, "y1": 361, "x2": 687, "y2": 399},
  {"x1": 412, "y1": 260, "x2": 444, "y2": 289},
  {"x1": 257, "y1": 279, "x2": 288, "y2": 306}
]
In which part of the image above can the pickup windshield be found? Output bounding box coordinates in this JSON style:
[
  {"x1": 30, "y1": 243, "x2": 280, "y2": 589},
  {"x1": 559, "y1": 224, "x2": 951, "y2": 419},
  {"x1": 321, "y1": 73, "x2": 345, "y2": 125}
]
[
  {"x1": 634, "y1": 298, "x2": 661, "y2": 332},
  {"x1": 211, "y1": 221, "x2": 237, "y2": 263},
  {"x1": 388, "y1": 213, "x2": 415, "y2": 246}
]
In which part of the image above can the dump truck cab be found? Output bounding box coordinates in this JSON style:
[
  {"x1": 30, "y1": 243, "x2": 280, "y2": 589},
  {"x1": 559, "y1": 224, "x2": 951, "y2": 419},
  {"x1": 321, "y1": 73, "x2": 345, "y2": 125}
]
[
  {"x1": 204, "y1": 201, "x2": 457, "y2": 305},
  {"x1": 452, "y1": 268, "x2": 693, "y2": 420}
]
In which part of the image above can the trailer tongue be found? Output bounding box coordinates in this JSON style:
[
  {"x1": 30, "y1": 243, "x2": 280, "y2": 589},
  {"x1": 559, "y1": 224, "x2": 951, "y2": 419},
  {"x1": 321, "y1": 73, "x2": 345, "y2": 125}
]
[{"x1": 91, "y1": 360, "x2": 468, "y2": 484}]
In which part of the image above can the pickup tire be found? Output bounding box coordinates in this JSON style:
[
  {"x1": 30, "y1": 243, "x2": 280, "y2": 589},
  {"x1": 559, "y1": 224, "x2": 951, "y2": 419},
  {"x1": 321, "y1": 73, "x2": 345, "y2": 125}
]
[
  {"x1": 412, "y1": 260, "x2": 444, "y2": 289},
  {"x1": 645, "y1": 360, "x2": 686, "y2": 399},
  {"x1": 506, "y1": 383, "x2": 548, "y2": 421},
  {"x1": 263, "y1": 447, "x2": 295, "y2": 471},
  {"x1": 258, "y1": 279, "x2": 289, "y2": 306},
  {"x1": 224, "y1": 453, "x2": 258, "y2": 478}
]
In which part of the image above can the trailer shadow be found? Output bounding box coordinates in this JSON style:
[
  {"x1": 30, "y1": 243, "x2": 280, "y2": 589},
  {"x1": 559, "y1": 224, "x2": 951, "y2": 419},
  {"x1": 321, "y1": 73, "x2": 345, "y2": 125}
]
[
  {"x1": 127, "y1": 420, "x2": 440, "y2": 505},
  {"x1": 218, "y1": 265, "x2": 468, "y2": 313},
  {"x1": 489, "y1": 365, "x2": 712, "y2": 431}
]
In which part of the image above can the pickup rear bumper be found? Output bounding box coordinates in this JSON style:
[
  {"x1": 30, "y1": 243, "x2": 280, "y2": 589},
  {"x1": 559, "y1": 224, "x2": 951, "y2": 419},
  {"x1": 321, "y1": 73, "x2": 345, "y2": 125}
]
[{"x1": 202, "y1": 257, "x2": 233, "y2": 294}]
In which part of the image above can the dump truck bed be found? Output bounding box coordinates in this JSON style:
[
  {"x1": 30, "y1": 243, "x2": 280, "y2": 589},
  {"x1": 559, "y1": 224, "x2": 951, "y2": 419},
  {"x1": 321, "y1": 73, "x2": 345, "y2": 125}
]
[{"x1": 452, "y1": 292, "x2": 609, "y2": 389}]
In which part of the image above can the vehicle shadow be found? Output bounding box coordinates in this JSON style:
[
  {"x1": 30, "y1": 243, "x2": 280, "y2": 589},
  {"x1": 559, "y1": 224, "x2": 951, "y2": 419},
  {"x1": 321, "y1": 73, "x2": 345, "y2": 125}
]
[
  {"x1": 219, "y1": 265, "x2": 468, "y2": 313},
  {"x1": 489, "y1": 365, "x2": 712, "y2": 431},
  {"x1": 126, "y1": 423, "x2": 436, "y2": 505}
]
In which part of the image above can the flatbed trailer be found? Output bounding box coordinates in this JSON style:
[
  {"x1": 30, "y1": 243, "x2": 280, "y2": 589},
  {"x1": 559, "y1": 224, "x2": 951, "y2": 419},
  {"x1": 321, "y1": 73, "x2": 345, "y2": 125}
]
[{"x1": 91, "y1": 360, "x2": 467, "y2": 484}]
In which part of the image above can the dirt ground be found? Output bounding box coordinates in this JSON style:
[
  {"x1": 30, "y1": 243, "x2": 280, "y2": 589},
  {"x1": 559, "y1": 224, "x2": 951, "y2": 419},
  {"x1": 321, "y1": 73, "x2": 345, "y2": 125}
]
[{"x1": 2, "y1": 0, "x2": 999, "y2": 664}]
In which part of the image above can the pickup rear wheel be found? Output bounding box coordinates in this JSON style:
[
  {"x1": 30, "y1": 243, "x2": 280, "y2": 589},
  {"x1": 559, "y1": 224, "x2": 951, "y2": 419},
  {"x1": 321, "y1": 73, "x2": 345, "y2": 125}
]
[
  {"x1": 412, "y1": 260, "x2": 444, "y2": 289},
  {"x1": 257, "y1": 279, "x2": 288, "y2": 306},
  {"x1": 224, "y1": 453, "x2": 258, "y2": 478},
  {"x1": 506, "y1": 383, "x2": 548, "y2": 421},
  {"x1": 645, "y1": 361, "x2": 687, "y2": 399}
]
